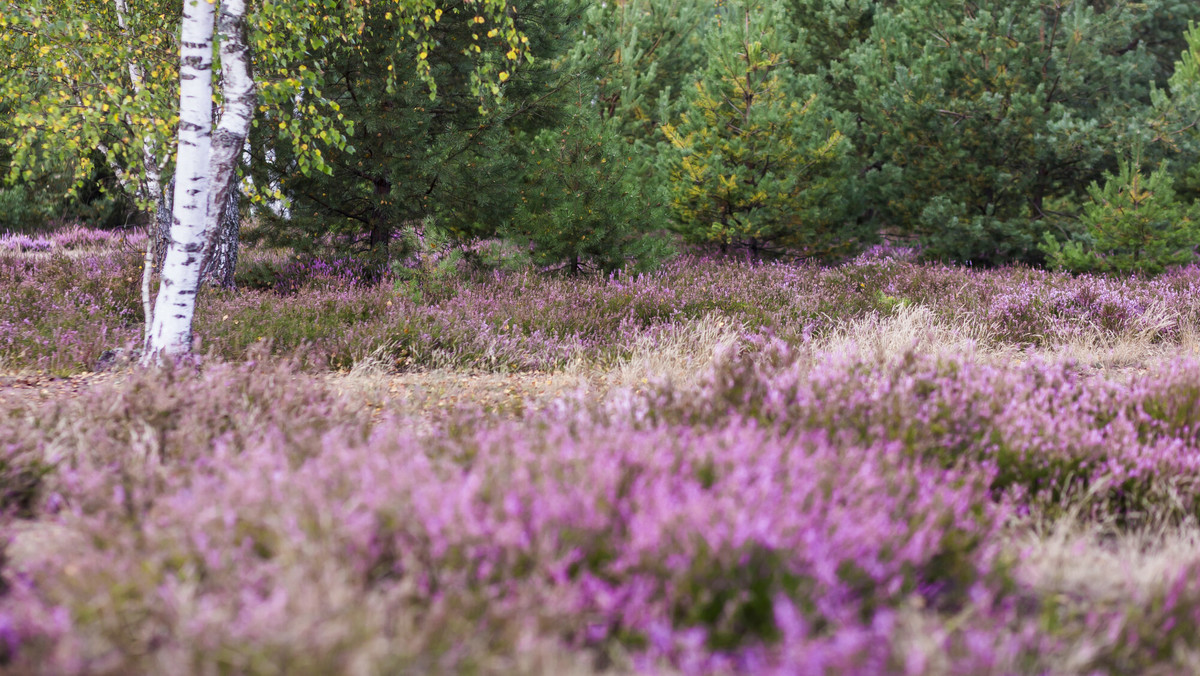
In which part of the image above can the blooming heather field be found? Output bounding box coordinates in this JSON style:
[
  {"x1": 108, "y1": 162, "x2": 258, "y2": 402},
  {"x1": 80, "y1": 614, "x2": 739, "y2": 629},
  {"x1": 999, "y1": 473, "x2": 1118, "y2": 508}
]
[{"x1": 7, "y1": 232, "x2": 1200, "y2": 674}]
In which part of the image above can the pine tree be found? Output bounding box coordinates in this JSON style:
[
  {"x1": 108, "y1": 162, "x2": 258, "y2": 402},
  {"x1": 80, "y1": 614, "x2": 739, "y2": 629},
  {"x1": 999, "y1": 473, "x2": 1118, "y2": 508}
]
[
  {"x1": 658, "y1": 2, "x2": 854, "y2": 257},
  {"x1": 1042, "y1": 149, "x2": 1198, "y2": 275},
  {"x1": 844, "y1": 0, "x2": 1199, "y2": 265},
  {"x1": 566, "y1": 0, "x2": 715, "y2": 149},
  {"x1": 505, "y1": 105, "x2": 669, "y2": 274},
  {"x1": 1152, "y1": 21, "x2": 1200, "y2": 203}
]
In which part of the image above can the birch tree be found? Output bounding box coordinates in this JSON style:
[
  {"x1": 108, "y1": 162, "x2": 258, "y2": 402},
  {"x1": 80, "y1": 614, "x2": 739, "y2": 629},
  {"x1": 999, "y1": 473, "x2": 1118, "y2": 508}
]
[
  {"x1": 143, "y1": 0, "x2": 529, "y2": 361},
  {"x1": 0, "y1": 0, "x2": 234, "y2": 334},
  {"x1": 3, "y1": 0, "x2": 530, "y2": 362},
  {"x1": 1, "y1": 0, "x2": 177, "y2": 331},
  {"x1": 142, "y1": 0, "x2": 237, "y2": 358}
]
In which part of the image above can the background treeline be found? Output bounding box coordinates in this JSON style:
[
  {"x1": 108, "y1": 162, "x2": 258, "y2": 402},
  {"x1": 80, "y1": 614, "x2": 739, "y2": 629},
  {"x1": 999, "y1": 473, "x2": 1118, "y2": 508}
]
[{"x1": 6, "y1": 0, "x2": 1200, "y2": 275}]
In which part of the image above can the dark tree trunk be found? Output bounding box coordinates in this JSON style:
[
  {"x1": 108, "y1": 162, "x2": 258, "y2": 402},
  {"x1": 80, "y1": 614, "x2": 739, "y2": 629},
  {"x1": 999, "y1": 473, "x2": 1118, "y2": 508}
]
[
  {"x1": 369, "y1": 219, "x2": 391, "y2": 249},
  {"x1": 157, "y1": 175, "x2": 240, "y2": 288},
  {"x1": 365, "y1": 179, "x2": 393, "y2": 274},
  {"x1": 370, "y1": 179, "x2": 393, "y2": 250},
  {"x1": 153, "y1": 176, "x2": 174, "y2": 273},
  {"x1": 200, "y1": 185, "x2": 240, "y2": 288}
]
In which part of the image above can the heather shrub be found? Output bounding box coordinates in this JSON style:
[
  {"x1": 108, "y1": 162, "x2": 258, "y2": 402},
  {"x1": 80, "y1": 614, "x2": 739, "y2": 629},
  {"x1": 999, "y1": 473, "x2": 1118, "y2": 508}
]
[
  {"x1": 0, "y1": 233, "x2": 52, "y2": 254},
  {"x1": 1087, "y1": 559, "x2": 1200, "y2": 672},
  {"x1": 1026, "y1": 555, "x2": 1200, "y2": 674},
  {"x1": 5, "y1": 235, "x2": 1200, "y2": 374},
  {"x1": 0, "y1": 354, "x2": 372, "y2": 518},
  {"x1": 0, "y1": 250, "x2": 142, "y2": 373},
  {"x1": 10, "y1": 336, "x2": 1200, "y2": 671},
  {"x1": 197, "y1": 287, "x2": 394, "y2": 368},
  {"x1": 0, "y1": 452, "x2": 51, "y2": 518},
  {"x1": 630, "y1": 342, "x2": 1200, "y2": 523},
  {"x1": 269, "y1": 255, "x2": 379, "y2": 295},
  {"x1": 0, "y1": 228, "x2": 142, "y2": 255},
  {"x1": 0, "y1": 363, "x2": 1012, "y2": 673},
  {"x1": 232, "y1": 258, "x2": 284, "y2": 291}
]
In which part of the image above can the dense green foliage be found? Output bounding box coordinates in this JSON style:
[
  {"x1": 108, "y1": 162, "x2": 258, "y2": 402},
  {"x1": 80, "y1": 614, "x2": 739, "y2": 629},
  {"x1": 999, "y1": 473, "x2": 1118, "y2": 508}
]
[
  {"x1": 0, "y1": 98, "x2": 131, "y2": 233},
  {"x1": 246, "y1": 1, "x2": 580, "y2": 266},
  {"x1": 7, "y1": 0, "x2": 1200, "y2": 273},
  {"x1": 558, "y1": 0, "x2": 1200, "y2": 268},
  {"x1": 1042, "y1": 150, "x2": 1200, "y2": 275},
  {"x1": 506, "y1": 108, "x2": 670, "y2": 273},
  {"x1": 659, "y1": 4, "x2": 855, "y2": 256},
  {"x1": 567, "y1": 0, "x2": 712, "y2": 155},
  {"x1": 842, "y1": 0, "x2": 1199, "y2": 264},
  {"x1": 0, "y1": 159, "x2": 130, "y2": 234}
]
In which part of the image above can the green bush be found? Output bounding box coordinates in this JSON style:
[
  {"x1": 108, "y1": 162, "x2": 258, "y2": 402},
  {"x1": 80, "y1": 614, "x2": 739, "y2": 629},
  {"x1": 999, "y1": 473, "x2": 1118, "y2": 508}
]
[
  {"x1": 505, "y1": 108, "x2": 671, "y2": 274},
  {"x1": 1042, "y1": 153, "x2": 1199, "y2": 275},
  {"x1": 0, "y1": 184, "x2": 56, "y2": 233},
  {"x1": 658, "y1": 3, "x2": 855, "y2": 258},
  {"x1": 841, "y1": 0, "x2": 1198, "y2": 264}
]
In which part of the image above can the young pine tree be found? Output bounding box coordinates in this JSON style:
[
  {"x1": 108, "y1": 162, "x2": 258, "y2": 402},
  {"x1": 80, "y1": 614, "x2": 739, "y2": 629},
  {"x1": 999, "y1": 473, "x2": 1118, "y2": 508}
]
[
  {"x1": 1154, "y1": 21, "x2": 1200, "y2": 204},
  {"x1": 1042, "y1": 151, "x2": 1199, "y2": 275},
  {"x1": 565, "y1": 0, "x2": 714, "y2": 151},
  {"x1": 504, "y1": 107, "x2": 670, "y2": 275},
  {"x1": 658, "y1": 3, "x2": 854, "y2": 258}
]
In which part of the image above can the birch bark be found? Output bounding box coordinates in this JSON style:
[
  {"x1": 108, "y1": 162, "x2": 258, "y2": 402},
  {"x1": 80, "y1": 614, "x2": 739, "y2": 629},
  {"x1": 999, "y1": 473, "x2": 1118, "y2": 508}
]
[
  {"x1": 199, "y1": 0, "x2": 253, "y2": 289},
  {"x1": 200, "y1": 186, "x2": 240, "y2": 288},
  {"x1": 143, "y1": 0, "x2": 254, "y2": 361},
  {"x1": 142, "y1": 0, "x2": 215, "y2": 361}
]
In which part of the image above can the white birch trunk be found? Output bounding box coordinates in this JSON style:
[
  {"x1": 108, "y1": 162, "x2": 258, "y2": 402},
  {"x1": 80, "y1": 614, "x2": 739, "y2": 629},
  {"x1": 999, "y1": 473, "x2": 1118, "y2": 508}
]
[
  {"x1": 142, "y1": 0, "x2": 215, "y2": 362},
  {"x1": 199, "y1": 0, "x2": 253, "y2": 285}
]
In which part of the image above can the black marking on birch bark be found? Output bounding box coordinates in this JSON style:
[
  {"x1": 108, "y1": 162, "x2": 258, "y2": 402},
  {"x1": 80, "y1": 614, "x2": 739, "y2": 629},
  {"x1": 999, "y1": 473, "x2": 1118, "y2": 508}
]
[{"x1": 181, "y1": 56, "x2": 212, "y2": 69}]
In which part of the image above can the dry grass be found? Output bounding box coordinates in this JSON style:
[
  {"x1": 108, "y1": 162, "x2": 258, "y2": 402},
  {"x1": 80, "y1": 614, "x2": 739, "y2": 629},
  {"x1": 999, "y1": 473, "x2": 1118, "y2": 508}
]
[
  {"x1": 322, "y1": 314, "x2": 745, "y2": 422},
  {"x1": 1033, "y1": 303, "x2": 1192, "y2": 375},
  {"x1": 813, "y1": 304, "x2": 998, "y2": 364},
  {"x1": 568, "y1": 312, "x2": 744, "y2": 389},
  {"x1": 800, "y1": 302, "x2": 1199, "y2": 377},
  {"x1": 1013, "y1": 516, "x2": 1200, "y2": 609}
]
